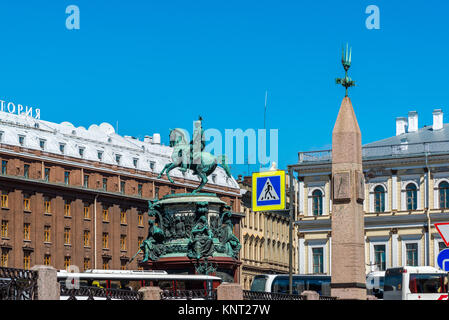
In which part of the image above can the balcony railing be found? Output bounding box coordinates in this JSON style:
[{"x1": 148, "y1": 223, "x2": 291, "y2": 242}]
[{"x1": 298, "y1": 140, "x2": 449, "y2": 164}]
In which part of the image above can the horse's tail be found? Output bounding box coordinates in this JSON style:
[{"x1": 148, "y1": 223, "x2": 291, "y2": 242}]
[{"x1": 218, "y1": 155, "x2": 232, "y2": 178}]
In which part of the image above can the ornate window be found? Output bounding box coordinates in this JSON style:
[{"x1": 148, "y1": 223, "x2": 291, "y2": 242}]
[
  {"x1": 439, "y1": 181, "x2": 449, "y2": 209},
  {"x1": 23, "y1": 252, "x2": 31, "y2": 269},
  {"x1": 83, "y1": 230, "x2": 90, "y2": 247},
  {"x1": 64, "y1": 228, "x2": 71, "y2": 245},
  {"x1": 44, "y1": 197, "x2": 51, "y2": 214},
  {"x1": 374, "y1": 185, "x2": 385, "y2": 212},
  {"x1": 64, "y1": 200, "x2": 71, "y2": 217},
  {"x1": 44, "y1": 225, "x2": 51, "y2": 243},
  {"x1": 1, "y1": 191, "x2": 8, "y2": 208},
  {"x1": 312, "y1": 189, "x2": 323, "y2": 216},
  {"x1": 312, "y1": 247, "x2": 324, "y2": 274},
  {"x1": 405, "y1": 183, "x2": 418, "y2": 210},
  {"x1": 374, "y1": 244, "x2": 386, "y2": 271},
  {"x1": 23, "y1": 223, "x2": 30, "y2": 241}
]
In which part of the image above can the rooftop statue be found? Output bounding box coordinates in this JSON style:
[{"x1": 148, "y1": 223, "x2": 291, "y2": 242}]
[{"x1": 157, "y1": 117, "x2": 232, "y2": 193}]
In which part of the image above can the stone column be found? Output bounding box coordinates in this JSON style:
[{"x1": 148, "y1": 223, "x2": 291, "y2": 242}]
[
  {"x1": 216, "y1": 283, "x2": 243, "y2": 300},
  {"x1": 138, "y1": 286, "x2": 162, "y2": 300},
  {"x1": 31, "y1": 265, "x2": 60, "y2": 300},
  {"x1": 330, "y1": 97, "x2": 366, "y2": 300}
]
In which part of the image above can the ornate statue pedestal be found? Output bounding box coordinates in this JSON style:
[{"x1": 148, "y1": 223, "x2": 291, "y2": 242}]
[{"x1": 138, "y1": 193, "x2": 242, "y2": 282}]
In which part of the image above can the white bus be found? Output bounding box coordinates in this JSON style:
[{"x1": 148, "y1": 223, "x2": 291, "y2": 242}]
[
  {"x1": 250, "y1": 274, "x2": 331, "y2": 296},
  {"x1": 57, "y1": 269, "x2": 222, "y2": 300},
  {"x1": 383, "y1": 266, "x2": 448, "y2": 300}
]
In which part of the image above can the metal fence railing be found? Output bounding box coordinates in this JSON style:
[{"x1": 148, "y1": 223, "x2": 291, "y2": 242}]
[
  {"x1": 243, "y1": 290, "x2": 305, "y2": 300},
  {"x1": 60, "y1": 285, "x2": 143, "y2": 300},
  {"x1": 160, "y1": 289, "x2": 217, "y2": 300},
  {"x1": 298, "y1": 140, "x2": 449, "y2": 164},
  {"x1": 0, "y1": 267, "x2": 38, "y2": 300}
]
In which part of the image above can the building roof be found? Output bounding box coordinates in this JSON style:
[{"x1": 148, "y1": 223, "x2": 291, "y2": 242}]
[
  {"x1": 0, "y1": 111, "x2": 239, "y2": 189},
  {"x1": 364, "y1": 123, "x2": 449, "y2": 148}
]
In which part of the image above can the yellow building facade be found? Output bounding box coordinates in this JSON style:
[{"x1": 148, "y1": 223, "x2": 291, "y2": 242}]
[
  {"x1": 238, "y1": 175, "x2": 299, "y2": 290},
  {"x1": 294, "y1": 110, "x2": 449, "y2": 275}
]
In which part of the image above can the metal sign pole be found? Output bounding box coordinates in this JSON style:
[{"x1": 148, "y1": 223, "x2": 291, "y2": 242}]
[{"x1": 288, "y1": 166, "x2": 294, "y2": 295}]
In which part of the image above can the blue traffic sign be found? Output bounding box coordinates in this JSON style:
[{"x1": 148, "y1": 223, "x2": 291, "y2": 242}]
[
  {"x1": 437, "y1": 248, "x2": 449, "y2": 271},
  {"x1": 252, "y1": 170, "x2": 285, "y2": 212}
]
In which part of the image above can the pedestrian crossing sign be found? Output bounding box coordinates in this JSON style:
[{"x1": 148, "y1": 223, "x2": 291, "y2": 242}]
[{"x1": 252, "y1": 170, "x2": 286, "y2": 212}]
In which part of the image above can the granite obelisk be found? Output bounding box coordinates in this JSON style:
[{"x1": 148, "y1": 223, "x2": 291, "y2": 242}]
[{"x1": 331, "y1": 45, "x2": 366, "y2": 300}]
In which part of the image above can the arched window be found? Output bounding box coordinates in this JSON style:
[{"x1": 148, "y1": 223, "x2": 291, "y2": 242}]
[
  {"x1": 312, "y1": 189, "x2": 323, "y2": 216},
  {"x1": 405, "y1": 183, "x2": 417, "y2": 210},
  {"x1": 439, "y1": 181, "x2": 449, "y2": 209},
  {"x1": 374, "y1": 185, "x2": 385, "y2": 212}
]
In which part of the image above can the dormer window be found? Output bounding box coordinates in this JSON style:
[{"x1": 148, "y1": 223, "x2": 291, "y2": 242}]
[
  {"x1": 19, "y1": 135, "x2": 25, "y2": 146},
  {"x1": 97, "y1": 151, "x2": 103, "y2": 161},
  {"x1": 39, "y1": 139, "x2": 46, "y2": 150},
  {"x1": 115, "y1": 154, "x2": 121, "y2": 165},
  {"x1": 149, "y1": 161, "x2": 155, "y2": 170},
  {"x1": 133, "y1": 158, "x2": 138, "y2": 168},
  {"x1": 79, "y1": 147, "x2": 85, "y2": 158},
  {"x1": 59, "y1": 143, "x2": 65, "y2": 154}
]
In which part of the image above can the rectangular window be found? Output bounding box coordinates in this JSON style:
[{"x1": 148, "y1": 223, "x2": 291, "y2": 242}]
[
  {"x1": 133, "y1": 158, "x2": 138, "y2": 168},
  {"x1": 120, "y1": 211, "x2": 127, "y2": 224},
  {"x1": 64, "y1": 171, "x2": 70, "y2": 184},
  {"x1": 24, "y1": 195, "x2": 31, "y2": 211},
  {"x1": 83, "y1": 230, "x2": 90, "y2": 247},
  {"x1": 44, "y1": 225, "x2": 51, "y2": 243},
  {"x1": 102, "y1": 258, "x2": 109, "y2": 270},
  {"x1": 1, "y1": 220, "x2": 8, "y2": 238},
  {"x1": 102, "y1": 233, "x2": 109, "y2": 249},
  {"x1": 44, "y1": 168, "x2": 50, "y2": 182},
  {"x1": 120, "y1": 235, "x2": 127, "y2": 251},
  {"x1": 406, "y1": 243, "x2": 418, "y2": 266},
  {"x1": 59, "y1": 143, "x2": 65, "y2": 154},
  {"x1": 115, "y1": 154, "x2": 121, "y2": 165},
  {"x1": 1, "y1": 249, "x2": 8, "y2": 267},
  {"x1": 84, "y1": 258, "x2": 91, "y2": 271},
  {"x1": 1, "y1": 191, "x2": 8, "y2": 208},
  {"x1": 138, "y1": 184, "x2": 143, "y2": 197},
  {"x1": 0, "y1": 131, "x2": 3, "y2": 143},
  {"x1": 44, "y1": 197, "x2": 51, "y2": 214},
  {"x1": 18, "y1": 135, "x2": 25, "y2": 146},
  {"x1": 64, "y1": 256, "x2": 71, "y2": 270},
  {"x1": 102, "y1": 178, "x2": 107, "y2": 191},
  {"x1": 97, "y1": 151, "x2": 103, "y2": 161},
  {"x1": 64, "y1": 200, "x2": 71, "y2": 217},
  {"x1": 102, "y1": 207, "x2": 109, "y2": 222},
  {"x1": 44, "y1": 255, "x2": 51, "y2": 266},
  {"x1": 39, "y1": 139, "x2": 46, "y2": 150},
  {"x1": 24, "y1": 164, "x2": 30, "y2": 178},
  {"x1": 79, "y1": 147, "x2": 85, "y2": 158},
  {"x1": 24, "y1": 252, "x2": 31, "y2": 269},
  {"x1": 312, "y1": 247, "x2": 324, "y2": 274},
  {"x1": 24, "y1": 223, "x2": 30, "y2": 240},
  {"x1": 155, "y1": 187, "x2": 159, "y2": 199},
  {"x1": 138, "y1": 212, "x2": 144, "y2": 226},
  {"x1": 120, "y1": 181, "x2": 125, "y2": 194},
  {"x1": 64, "y1": 228, "x2": 71, "y2": 245},
  {"x1": 374, "y1": 244, "x2": 386, "y2": 271},
  {"x1": 150, "y1": 161, "x2": 155, "y2": 170},
  {"x1": 1, "y1": 160, "x2": 7, "y2": 175},
  {"x1": 83, "y1": 175, "x2": 89, "y2": 188},
  {"x1": 84, "y1": 204, "x2": 90, "y2": 219}
]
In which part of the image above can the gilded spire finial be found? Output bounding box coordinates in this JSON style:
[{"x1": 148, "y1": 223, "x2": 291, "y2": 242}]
[{"x1": 335, "y1": 43, "x2": 355, "y2": 97}]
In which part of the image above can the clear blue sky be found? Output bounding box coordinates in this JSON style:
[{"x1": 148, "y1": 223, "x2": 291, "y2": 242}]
[{"x1": 0, "y1": 0, "x2": 448, "y2": 177}]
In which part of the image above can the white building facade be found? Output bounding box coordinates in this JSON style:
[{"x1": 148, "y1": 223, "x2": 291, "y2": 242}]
[{"x1": 294, "y1": 109, "x2": 449, "y2": 275}]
